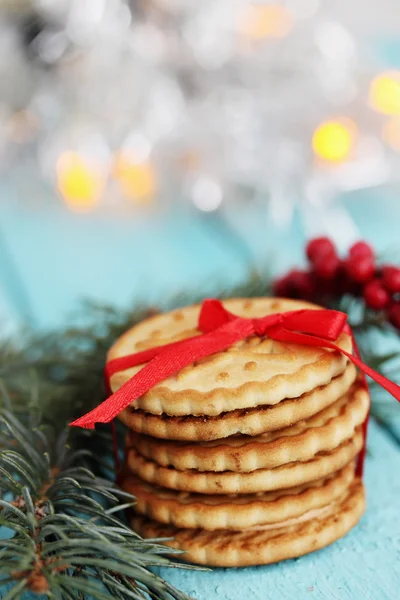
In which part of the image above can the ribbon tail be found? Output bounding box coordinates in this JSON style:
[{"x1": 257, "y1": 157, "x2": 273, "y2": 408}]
[
  {"x1": 350, "y1": 331, "x2": 369, "y2": 478},
  {"x1": 70, "y1": 391, "x2": 130, "y2": 429},
  {"x1": 340, "y1": 349, "x2": 400, "y2": 401}
]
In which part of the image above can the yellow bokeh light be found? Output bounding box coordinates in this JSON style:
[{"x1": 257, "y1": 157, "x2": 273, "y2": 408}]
[
  {"x1": 57, "y1": 152, "x2": 104, "y2": 212},
  {"x1": 369, "y1": 71, "x2": 400, "y2": 116},
  {"x1": 241, "y1": 4, "x2": 293, "y2": 40},
  {"x1": 312, "y1": 119, "x2": 357, "y2": 163},
  {"x1": 382, "y1": 117, "x2": 400, "y2": 151},
  {"x1": 114, "y1": 153, "x2": 156, "y2": 202}
]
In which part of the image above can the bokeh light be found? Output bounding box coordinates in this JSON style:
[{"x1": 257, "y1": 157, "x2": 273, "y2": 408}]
[
  {"x1": 191, "y1": 176, "x2": 223, "y2": 212},
  {"x1": 312, "y1": 119, "x2": 357, "y2": 163},
  {"x1": 56, "y1": 152, "x2": 104, "y2": 212},
  {"x1": 382, "y1": 117, "x2": 400, "y2": 151},
  {"x1": 369, "y1": 72, "x2": 400, "y2": 116},
  {"x1": 114, "y1": 153, "x2": 156, "y2": 203},
  {"x1": 241, "y1": 4, "x2": 293, "y2": 40}
]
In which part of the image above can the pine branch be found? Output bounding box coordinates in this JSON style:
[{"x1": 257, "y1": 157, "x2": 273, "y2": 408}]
[{"x1": 0, "y1": 406, "x2": 200, "y2": 599}]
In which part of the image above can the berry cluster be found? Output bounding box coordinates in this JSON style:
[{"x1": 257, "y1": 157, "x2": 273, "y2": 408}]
[{"x1": 273, "y1": 237, "x2": 400, "y2": 330}]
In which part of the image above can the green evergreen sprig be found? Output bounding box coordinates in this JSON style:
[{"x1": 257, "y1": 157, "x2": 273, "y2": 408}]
[{"x1": 0, "y1": 407, "x2": 199, "y2": 600}]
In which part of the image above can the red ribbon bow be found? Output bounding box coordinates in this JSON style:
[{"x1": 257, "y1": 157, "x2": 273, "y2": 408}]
[{"x1": 70, "y1": 299, "x2": 400, "y2": 474}]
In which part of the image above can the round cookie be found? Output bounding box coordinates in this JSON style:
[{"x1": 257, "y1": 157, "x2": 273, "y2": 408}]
[
  {"x1": 109, "y1": 297, "x2": 352, "y2": 417},
  {"x1": 131, "y1": 480, "x2": 365, "y2": 567},
  {"x1": 119, "y1": 364, "x2": 357, "y2": 441},
  {"x1": 122, "y1": 462, "x2": 355, "y2": 531},
  {"x1": 127, "y1": 382, "x2": 368, "y2": 472},
  {"x1": 125, "y1": 429, "x2": 363, "y2": 494}
]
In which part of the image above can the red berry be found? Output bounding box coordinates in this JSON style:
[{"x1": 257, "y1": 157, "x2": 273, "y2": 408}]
[
  {"x1": 345, "y1": 255, "x2": 375, "y2": 284},
  {"x1": 274, "y1": 270, "x2": 316, "y2": 300},
  {"x1": 388, "y1": 302, "x2": 400, "y2": 330},
  {"x1": 349, "y1": 241, "x2": 374, "y2": 259},
  {"x1": 363, "y1": 279, "x2": 391, "y2": 310},
  {"x1": 382, "y1": 266, "x2": 400, "y2": 293},
  {"x1": 289, "y1": 269, "x2": 315, "y2": 298},
  {"x1": 306, "y1": 237, "x2": 336, "y2": 262},
  {"x1": 273, "y1": 275, "x2": 291, "y2": 297},
  {"x1": 313, "y1": 252, "x2": 340, "y2": 280},
  {"x1": 333, "y1": 261, "x2": 360, "y2": 296}
]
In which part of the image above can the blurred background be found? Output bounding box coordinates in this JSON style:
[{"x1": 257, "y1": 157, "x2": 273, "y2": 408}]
[{"x1": 1, "y1": 0, "x2": 400, "y2": 332}]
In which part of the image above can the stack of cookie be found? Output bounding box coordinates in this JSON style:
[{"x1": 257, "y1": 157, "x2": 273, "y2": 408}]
[{"x1": 111, "y1": 298, "x2": 369, "y2": 567}]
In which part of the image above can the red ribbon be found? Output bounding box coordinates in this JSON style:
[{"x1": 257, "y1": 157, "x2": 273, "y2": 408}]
[{"x1": 70, "y1": 299, "x2": 400, "y2": 475}]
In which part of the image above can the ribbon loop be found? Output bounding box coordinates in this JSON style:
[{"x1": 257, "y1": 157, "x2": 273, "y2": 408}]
[
  {"x1": 198, "y1": 299, "x2": 237, "y2": 332},
  {"x1": 280, "y1": 309, "x2": 348, "y2": 340}
]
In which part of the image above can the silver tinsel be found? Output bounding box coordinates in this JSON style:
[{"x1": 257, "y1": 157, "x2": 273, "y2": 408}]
[{"x1": 0, "y1": 0, "x2": 399, "y2": 246}]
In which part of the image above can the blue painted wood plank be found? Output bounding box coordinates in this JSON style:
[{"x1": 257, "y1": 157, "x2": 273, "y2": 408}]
[
  {"x1": 155, "y1": 418, "x2": 400, "y2": 600},
  {"x1": 373, "y1": 397, "x2": 400, "y2": 446},
  {"x1": 2, "y1": 185, "x2": 400, "y2": 331}
]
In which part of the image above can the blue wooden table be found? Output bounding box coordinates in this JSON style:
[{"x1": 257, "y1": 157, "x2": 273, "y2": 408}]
[{"x1": 155, "y1": 417, "x2": 400, "y2": 600}]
